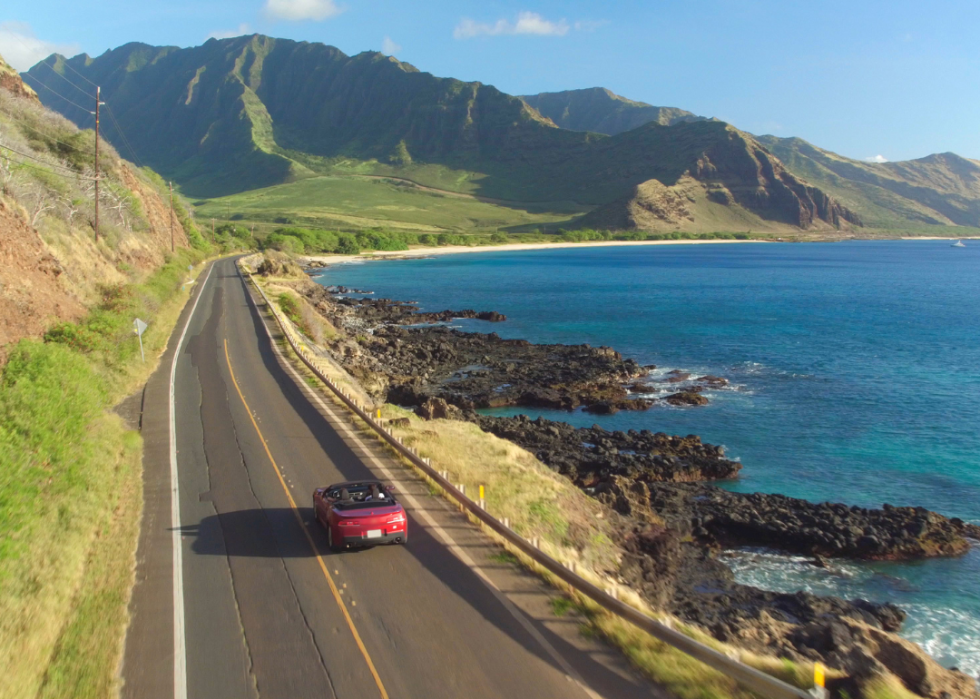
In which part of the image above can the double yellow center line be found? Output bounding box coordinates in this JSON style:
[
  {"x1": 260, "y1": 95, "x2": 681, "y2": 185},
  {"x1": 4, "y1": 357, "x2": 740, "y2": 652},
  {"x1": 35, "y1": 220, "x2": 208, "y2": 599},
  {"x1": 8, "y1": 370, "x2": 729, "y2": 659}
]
[{"x1": 224, "y1": 339, "x2": 389, "y2": 699}]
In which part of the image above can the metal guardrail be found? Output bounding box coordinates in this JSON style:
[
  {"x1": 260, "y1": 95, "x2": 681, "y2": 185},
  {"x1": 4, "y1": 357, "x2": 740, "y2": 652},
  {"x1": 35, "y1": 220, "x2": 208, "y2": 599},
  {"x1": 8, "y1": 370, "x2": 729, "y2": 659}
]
[{"x1": 239, "y1": 260, "x2": 813, "y2": 699}]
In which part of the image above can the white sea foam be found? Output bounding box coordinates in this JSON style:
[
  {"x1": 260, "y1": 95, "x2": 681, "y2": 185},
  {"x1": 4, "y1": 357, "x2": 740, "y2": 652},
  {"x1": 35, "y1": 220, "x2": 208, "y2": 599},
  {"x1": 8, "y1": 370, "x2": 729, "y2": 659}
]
[
  {"x1": 630, "y1": 365, "x2": 749, "y2": 400},
  {"x1": 723, "y1": 549, "x2": 980, "y2": 680}
]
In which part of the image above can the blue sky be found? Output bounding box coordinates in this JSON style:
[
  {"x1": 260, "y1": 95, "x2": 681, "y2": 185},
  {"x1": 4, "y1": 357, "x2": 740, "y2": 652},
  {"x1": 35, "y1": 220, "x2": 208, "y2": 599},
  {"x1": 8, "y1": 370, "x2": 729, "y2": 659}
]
[{"x1": 1, "y1": 0, "x2": 977, "y2": 162}]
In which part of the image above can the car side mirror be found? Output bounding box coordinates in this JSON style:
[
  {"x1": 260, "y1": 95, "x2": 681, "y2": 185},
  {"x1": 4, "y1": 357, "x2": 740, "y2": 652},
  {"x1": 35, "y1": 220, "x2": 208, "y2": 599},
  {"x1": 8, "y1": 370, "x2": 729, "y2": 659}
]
[{"x1": 385, "y1": 485, "x2": 396, "y2": 493}]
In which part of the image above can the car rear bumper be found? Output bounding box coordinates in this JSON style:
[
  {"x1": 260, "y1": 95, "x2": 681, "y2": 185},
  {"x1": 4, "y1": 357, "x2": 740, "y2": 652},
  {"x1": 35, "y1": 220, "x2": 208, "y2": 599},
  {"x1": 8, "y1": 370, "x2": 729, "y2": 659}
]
[{"x1": 341, "y1": 530, "x2": 406, "y2": 547}]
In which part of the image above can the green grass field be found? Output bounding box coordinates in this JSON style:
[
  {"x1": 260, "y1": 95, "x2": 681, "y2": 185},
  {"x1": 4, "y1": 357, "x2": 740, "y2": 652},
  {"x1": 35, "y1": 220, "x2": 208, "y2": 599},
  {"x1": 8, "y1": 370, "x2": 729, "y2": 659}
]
[{"x1": 193, "y1": 175, "x2": 586, "y2": 233}]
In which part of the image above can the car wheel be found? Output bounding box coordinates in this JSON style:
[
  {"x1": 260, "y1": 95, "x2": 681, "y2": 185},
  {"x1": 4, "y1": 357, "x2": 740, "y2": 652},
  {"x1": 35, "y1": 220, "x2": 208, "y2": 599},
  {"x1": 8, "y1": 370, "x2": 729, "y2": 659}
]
[{"x1": 327, "y1": 525, "x2": 339, "y2": 552}]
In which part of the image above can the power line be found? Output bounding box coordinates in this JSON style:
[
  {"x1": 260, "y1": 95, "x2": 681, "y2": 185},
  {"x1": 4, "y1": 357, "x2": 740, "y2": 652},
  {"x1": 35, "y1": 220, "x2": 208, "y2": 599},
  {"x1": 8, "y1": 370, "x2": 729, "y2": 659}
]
[
  {"x1": 0, "y1": 109, "x2": 90, "y2": 154},
  {"x1": 2, "y1": 30, "x2": 95, "y2": 100},
  {"x1": 56, "y1": 55, "x2": 99, "y2": 89},
  {"x1": 29, "y1": 57, "x2": 94, "y2": 102},
  {"x1": 0, "y1": 143, "x2": 96, "y2": 179},
  {"x1": 103, "y1": 103, "x2": 143, "y2": 167},
  {"x1": 21, "y1": 72, "x2": 93, "y2": 114}
]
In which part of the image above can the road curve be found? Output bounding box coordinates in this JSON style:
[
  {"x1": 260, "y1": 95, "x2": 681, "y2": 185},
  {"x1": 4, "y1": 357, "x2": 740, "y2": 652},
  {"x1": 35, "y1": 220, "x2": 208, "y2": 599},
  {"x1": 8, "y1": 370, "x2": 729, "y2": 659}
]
[{"x1": 122, "y1": 257, "x2": 664, "y2": 699}]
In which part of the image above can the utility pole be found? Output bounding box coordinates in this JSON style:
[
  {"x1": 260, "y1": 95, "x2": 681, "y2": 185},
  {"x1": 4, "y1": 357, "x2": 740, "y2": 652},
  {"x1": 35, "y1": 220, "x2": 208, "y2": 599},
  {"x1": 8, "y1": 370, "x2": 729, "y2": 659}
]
[
  {"x1": 94, "y1": 86, "x2": 103, "y2": 243},
  {"x1": 169, "y1": 181, "x2": 175, "y2": 253},
  {"x1": 211, "y1": 218, "x2": 215, "y2": 243}
]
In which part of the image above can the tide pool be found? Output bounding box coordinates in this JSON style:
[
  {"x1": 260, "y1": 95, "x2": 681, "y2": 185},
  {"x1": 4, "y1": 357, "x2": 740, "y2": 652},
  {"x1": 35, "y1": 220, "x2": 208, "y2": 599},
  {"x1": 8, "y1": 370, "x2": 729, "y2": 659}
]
[{"x1": 318, "y1": 240, "x2": 980, "y2": 676}]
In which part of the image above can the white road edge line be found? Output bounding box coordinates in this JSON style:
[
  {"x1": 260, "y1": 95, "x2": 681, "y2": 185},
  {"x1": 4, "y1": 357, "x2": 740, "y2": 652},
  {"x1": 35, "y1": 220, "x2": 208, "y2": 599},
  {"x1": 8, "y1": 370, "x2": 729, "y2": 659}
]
[
  {"x1": 245, "y1": 274, "x2": 604, "y2": 699},
  {"x1": 170, "y1": 262, "x2": 214, "y2": 699}
]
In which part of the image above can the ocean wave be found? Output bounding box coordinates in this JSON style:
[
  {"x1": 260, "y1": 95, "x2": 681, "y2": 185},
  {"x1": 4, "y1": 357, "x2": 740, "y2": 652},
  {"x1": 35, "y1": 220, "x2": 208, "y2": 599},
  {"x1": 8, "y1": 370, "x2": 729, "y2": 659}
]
[
  {"x1": 728, "y1": 360, "x2": 813, "y2": 380},
  {"x1": 722, "y1": 548, "x2": 980, "y2": 679},
  {"x1": 631, "y1": 365, "x2": 749, "y2": 397}
]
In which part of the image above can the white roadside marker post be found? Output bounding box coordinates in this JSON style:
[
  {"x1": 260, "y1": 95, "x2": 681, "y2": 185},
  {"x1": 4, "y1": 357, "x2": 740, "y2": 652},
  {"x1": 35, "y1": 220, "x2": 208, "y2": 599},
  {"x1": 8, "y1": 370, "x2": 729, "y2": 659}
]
[{"x1": 133, "y1": 317, "x2": 148, "y2": 362}]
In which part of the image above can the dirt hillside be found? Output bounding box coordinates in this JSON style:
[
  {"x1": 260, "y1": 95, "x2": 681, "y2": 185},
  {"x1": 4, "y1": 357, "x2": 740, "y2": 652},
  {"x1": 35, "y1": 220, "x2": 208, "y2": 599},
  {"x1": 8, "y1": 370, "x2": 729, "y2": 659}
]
[{"x1": 0, "y1": 51, "x2": 193, "y2": 358}]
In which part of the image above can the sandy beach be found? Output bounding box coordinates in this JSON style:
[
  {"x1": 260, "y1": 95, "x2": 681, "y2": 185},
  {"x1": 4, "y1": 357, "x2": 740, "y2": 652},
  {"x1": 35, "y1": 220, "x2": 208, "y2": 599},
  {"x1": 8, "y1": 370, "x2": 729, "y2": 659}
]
[{"x1": 303, "y1": 237, "x2": 772, "y2": 266}]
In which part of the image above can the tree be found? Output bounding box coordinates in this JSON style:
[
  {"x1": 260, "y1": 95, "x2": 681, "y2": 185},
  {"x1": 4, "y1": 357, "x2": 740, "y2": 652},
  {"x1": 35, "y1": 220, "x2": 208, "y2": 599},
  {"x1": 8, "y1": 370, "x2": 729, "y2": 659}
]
[{"x1": 335, "y1": 235, "x2": 360, "y2": 255}]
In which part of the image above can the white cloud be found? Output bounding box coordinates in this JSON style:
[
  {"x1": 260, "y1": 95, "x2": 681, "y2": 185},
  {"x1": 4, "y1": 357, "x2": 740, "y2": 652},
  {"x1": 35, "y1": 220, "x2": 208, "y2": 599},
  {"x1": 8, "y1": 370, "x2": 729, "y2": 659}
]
[
  {"x1": 264, "y1": 0, "x2": 343, "y2": 22},
  {"x1": 381, "y1": 36, "x2": 401, "y2": 55},
  {"x1": 0, "y1": 21, "x2": 80, "y2": 71},
  {"x1": 207, "y1": 24, "x2": 252, "y2": 40},
  {"x1": 865, "y1": 155, "x2": 889, "y2": 163},
  {"x1": 454, "y1": 12, "x2": 571, "y2": 39}
]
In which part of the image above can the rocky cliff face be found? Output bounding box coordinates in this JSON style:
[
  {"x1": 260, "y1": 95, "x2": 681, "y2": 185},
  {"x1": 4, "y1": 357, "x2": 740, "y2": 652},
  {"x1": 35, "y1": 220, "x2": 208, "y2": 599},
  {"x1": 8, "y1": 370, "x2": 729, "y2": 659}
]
[
  {"x1": 0, "y1": 54, "x2": 37, "y2": 102},
  {"x1": 581, "y1": 125, "x2": 860, "y2": 231},
  {"x1": 759, "y1": 136, "x2": 980, "y2": 229}
]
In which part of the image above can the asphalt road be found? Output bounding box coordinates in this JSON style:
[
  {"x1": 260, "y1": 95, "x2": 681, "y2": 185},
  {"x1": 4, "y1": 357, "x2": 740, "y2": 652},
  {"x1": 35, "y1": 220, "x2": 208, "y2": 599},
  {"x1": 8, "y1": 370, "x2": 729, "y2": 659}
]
[{"x1": 122, "y1": 257, "x2": 664, "y2": 699}]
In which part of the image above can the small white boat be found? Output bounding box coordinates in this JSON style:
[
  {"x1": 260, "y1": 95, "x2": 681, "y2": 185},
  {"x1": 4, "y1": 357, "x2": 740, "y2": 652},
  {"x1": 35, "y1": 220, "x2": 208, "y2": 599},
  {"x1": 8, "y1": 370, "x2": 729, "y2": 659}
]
[{"x1": 951, "y1": 240, "x2": 966, "y2": 247}]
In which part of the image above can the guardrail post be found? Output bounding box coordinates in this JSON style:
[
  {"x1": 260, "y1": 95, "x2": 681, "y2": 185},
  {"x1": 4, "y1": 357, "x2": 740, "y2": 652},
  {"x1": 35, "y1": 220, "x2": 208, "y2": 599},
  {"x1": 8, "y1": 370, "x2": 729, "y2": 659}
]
[
  {"x1": 811, "y1": 663, "x2": 827, "y2": 699},
  {"x1": 502, "y1": 517, "x2": 509, "y2": 529}
]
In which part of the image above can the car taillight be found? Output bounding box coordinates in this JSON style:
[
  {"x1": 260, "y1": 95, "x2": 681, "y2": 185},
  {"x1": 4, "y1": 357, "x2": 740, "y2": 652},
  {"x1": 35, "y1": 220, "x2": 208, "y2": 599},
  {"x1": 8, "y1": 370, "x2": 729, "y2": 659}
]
[
  {"x1": 338, "y1": 520, "x2": 360, "y2": 527},
  {"x1": 387, "y1": 513, "x2": 405, "y2": 524}
]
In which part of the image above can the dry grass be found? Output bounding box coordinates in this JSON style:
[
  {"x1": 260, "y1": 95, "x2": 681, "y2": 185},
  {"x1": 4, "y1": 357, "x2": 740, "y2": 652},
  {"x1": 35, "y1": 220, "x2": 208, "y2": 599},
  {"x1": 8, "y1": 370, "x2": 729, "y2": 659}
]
[
  {"x1": 0, "y1": 411, "x2": 132, "y2": 699},
  {"x1": 379, "y1": 404, "x2": 623, "y2": 573},
  {"x1": 863, "y1": 676, "x2": 924, "y2": 699},
  {"x1": 591, "y1": 612, "x2": 756, "y2": 699},
  {"x1": 36, "y1": 429, "x2": 142, "y2": 699}
]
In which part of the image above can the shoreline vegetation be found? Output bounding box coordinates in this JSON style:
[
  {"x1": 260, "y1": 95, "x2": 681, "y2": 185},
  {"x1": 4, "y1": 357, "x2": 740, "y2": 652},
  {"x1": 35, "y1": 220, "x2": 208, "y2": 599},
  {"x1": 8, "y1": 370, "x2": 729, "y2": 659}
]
[
  {"x1": 250, "y1": 251, "x2": 980, "y2": 699},
  {"x1": 306, "y1": 237, "x2": 769, "y2": 265},
  {"x1": 233, "y1": 213, "x2": 980, "y2": 267}
]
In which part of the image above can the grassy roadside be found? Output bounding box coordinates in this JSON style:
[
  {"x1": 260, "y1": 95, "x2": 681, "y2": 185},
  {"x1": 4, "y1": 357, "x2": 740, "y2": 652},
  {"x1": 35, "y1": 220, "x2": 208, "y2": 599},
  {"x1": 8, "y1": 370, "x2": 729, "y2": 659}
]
[{"x1": 0, "y1": 249, "x2": 213, "y2": 699}]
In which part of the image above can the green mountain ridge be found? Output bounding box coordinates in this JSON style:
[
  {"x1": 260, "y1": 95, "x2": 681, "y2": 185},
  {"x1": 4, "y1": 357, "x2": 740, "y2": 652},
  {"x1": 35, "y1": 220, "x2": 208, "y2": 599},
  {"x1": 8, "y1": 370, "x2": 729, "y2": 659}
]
[
  {"x1": 28, "y1": 34, "x2": 858, "y2": 232},
  {"x1": 520, "y1": 87, "x2": 705, "y2": 135},
  {"x1": 757, "y1": 136, "x2": 980, "y2": 228},
  {"x1": 514, "y1": 80, "x2": 980, "y2": 231}
]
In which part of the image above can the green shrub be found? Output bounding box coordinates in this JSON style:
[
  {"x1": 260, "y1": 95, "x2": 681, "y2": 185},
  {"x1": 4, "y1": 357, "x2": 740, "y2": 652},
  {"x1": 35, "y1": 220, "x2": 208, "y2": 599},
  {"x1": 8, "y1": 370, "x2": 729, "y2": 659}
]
[
  {"x1": 436, "y1": 233, "x2": 463, "y2": 246},
  {"x1": 335, "y1": 234, "x2": 360, "y2": 255},
  {"x1": 277, "y1": 293, "x2": 300, "y2": 323},
  {"x1": 43, "y1": 250, "x2": 202, "y2": 368}
]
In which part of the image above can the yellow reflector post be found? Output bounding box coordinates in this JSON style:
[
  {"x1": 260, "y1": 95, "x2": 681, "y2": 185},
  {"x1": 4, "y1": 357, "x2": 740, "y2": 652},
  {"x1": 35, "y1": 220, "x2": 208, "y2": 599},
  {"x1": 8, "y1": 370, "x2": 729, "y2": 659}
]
[{"x1": 814, "y1": 662, "x2": 825, "y2": 688}]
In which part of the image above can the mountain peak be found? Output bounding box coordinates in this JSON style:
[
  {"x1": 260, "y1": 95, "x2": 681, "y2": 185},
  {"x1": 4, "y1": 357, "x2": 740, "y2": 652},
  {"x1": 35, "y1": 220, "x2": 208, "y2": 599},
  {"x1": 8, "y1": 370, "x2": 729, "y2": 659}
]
[{"x1": 521, "y1": 87, "x2": 703, "y2": 135}]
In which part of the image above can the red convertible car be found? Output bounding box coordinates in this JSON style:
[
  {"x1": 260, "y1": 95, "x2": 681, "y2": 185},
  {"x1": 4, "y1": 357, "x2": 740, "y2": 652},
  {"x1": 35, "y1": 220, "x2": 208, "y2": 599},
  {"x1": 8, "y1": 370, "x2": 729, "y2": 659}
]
[{"x1": 313, "y1": 480, "x2": 408, "y2": 550}]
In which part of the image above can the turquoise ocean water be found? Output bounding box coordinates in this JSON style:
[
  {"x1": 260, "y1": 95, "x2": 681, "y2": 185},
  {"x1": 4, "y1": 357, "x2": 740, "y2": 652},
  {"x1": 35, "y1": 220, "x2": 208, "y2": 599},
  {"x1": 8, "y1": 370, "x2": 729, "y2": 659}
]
[{"x1": 317, "y1": 241, "x2": 980, "y2": 676}]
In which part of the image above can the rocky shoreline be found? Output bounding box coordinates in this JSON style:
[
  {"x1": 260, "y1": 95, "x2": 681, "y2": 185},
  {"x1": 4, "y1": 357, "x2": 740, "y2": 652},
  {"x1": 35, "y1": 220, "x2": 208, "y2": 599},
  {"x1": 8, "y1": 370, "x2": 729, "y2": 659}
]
[{"x1": 279, "y1": 260, "x2": 979, "y2": 696}]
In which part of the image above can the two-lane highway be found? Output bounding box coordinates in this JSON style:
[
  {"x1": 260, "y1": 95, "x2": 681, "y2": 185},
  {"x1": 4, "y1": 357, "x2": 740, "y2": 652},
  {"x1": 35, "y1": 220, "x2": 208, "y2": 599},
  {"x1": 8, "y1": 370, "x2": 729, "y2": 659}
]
[{"x1": 122, "y1": 257, "x2": 664, "y2": 699}]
